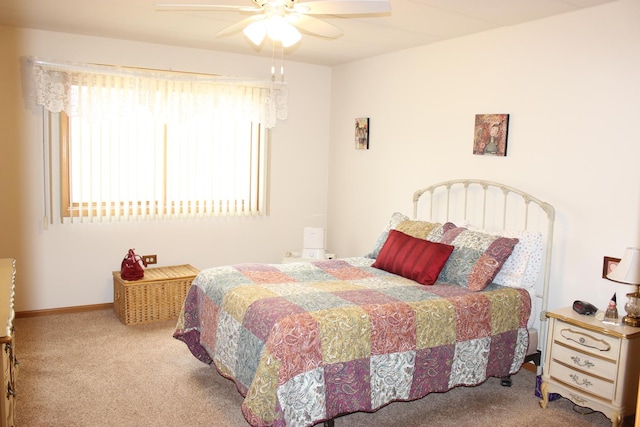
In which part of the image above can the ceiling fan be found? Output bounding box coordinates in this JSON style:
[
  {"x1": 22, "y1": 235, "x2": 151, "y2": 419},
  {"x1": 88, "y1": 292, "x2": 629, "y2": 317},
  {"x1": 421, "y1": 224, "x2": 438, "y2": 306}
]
[{"x1": 156, "y1": 0, "x2": 392, "y2": 47}]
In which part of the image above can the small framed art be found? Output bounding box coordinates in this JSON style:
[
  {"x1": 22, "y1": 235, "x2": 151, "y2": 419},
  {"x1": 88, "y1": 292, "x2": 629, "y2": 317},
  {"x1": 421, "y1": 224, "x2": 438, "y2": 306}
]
[
  {"x1": 473, "y1": 114, "x2": 509, "y2": 156},
  {"x1": 602, "y1": 256, "x2": 621, "y2": 279},
  {"x1": 355, "y1": 118, "x2": 369, "y2": 150}
]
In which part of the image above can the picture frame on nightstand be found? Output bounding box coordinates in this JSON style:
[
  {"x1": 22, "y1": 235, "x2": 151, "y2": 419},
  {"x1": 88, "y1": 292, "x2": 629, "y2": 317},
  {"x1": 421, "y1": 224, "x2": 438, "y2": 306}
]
[{"x1": 603, "y1": 256, "x2": 621, "y2": 279}]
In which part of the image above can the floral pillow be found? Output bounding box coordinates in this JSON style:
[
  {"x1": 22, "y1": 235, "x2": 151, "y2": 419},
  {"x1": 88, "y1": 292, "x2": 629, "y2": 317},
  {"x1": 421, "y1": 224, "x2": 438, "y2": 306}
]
[
  {"x1": 365, "y1": 212, "x2": 445, "y2": 259},
  {"x1": 438, "y1": 223, "x2": 519, "y2": 291}
]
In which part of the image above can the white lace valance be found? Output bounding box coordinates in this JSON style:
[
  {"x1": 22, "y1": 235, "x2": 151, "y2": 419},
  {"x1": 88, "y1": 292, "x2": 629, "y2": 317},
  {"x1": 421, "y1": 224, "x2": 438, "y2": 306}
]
[{"x1": 25, "y1": 57, "x2": 287, "y2": 128}]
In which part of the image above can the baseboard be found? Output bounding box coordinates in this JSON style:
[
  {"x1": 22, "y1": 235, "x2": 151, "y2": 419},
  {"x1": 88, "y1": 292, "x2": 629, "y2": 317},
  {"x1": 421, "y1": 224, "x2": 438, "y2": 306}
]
[{"x1": 16, "y1": 303, "x2": 114, "y2": 318}]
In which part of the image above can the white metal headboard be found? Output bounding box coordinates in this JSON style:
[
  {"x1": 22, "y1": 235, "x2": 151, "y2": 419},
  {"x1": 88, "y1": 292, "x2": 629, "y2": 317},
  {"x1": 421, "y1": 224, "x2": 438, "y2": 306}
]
[{"x1": 412, "y1": 179, "x2": 555, "y2": 370}]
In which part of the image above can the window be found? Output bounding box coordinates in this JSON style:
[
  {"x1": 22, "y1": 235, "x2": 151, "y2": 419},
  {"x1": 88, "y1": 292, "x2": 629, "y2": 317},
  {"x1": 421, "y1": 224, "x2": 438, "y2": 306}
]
[
  {"x1": 30, "y1": 59, "x2": 282, "y2": 223},
  {"x1": 59, "y1": 107, "x2": 267, "y2": 220}
]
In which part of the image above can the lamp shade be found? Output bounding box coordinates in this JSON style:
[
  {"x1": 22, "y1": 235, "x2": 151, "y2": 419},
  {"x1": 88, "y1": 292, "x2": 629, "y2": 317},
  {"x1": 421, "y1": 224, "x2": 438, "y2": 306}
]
[{"x1": 607, "y1": 247, "x2": 640, "y2": 285}]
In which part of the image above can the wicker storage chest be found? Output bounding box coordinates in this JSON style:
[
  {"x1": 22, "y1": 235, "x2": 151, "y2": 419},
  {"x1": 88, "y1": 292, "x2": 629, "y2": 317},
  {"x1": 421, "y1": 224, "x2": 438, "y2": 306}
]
[{"x1": 113, "y1": 264, "x2": 199, "y2": 325}]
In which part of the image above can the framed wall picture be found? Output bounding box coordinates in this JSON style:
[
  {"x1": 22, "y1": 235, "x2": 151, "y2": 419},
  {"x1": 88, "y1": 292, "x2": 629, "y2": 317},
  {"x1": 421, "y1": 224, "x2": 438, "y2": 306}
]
[
  {"x1": 603, "y1": 256, "x2": 621, "y2": 279},
  {"x1": 355, "y1": 118, "x2": 369, "y2": 150},
  {"x1": 473, "y1": 114, "x2": 509, "y2": 156}
]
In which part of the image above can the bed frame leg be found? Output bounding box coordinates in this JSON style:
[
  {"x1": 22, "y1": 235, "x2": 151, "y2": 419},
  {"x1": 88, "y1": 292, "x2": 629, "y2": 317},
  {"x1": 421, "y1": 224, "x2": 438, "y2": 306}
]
[
  {"x1": 500, "y1": 376, "x2": 513, "y2": 387},
  {"x1": 323, "y1": 419, "x2": 335, "y2": 427},
  {"x1": 525, "y1": 350, "x2": 541, "y2": 366}
]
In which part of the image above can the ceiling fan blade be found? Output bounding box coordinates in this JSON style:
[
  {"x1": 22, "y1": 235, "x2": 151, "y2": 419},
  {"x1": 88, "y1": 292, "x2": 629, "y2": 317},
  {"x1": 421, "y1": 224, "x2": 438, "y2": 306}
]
[
  {"x1": 216, "y1": 15, "x2": 261, "y2": 37},
  {"x1": 294, "y1": 0, "x2": 391, "y2": 15},
  {"x1": 155, "y1": 3, "x2": 260, "y2": 12},
  {"x1": 290, "y1": 14, "x2": 342, "y2": 38}
]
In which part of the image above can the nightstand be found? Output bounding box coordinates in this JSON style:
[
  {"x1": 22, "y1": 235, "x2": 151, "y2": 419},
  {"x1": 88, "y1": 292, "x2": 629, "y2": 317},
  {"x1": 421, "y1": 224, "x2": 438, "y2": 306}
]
[
  {"x1": 282, "y1": 251, "x2": 336, "y2": 263},
  {"x1": 540, "y1": 306, "x2": 640, "y2": 426},
  {"x1": 0, "y1": 259, "x2": 16, "y2": 427}
]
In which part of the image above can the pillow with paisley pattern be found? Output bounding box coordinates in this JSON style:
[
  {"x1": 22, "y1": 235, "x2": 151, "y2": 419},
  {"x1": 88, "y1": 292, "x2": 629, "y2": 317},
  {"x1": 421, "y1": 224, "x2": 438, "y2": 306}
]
[
  {"x1": 438, "y1": 223, "x2": 519, "y2": 291},
  {"x1": 365, "y1": 212, "x2": 446, "y2": 259},
  {"x1": 468, "y1": 227, "x2": 543, "y2": 290}
]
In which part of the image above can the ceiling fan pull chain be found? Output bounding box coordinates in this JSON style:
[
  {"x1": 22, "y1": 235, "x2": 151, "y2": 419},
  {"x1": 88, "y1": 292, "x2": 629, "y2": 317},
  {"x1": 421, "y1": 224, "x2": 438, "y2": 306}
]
[
  {"x1": 271, "y1": 40, "x2": 276, "y2": 80},
  {"x1": 280, "y1": 44, "x2": 285, "y2": 81}
]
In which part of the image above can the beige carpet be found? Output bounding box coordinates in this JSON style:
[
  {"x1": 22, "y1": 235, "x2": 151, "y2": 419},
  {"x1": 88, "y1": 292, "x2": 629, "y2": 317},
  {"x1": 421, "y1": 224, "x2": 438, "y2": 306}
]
[{"x1": 15, "y1": 309, "x2": 617, "y2": 426}]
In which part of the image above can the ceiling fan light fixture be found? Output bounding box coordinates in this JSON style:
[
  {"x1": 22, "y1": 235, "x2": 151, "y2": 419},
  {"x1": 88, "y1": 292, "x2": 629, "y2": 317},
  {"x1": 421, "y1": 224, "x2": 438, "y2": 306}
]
[
  {"x1": 243, "y1": 20, "x2": 268, "y2": 45},
  {"x1": 158, "y1": 0, "x2": 391, "y2": 49},
  {"x1": 254, "y1": 15, "x2": 300, "y2": 47},
  {"x1": 276, "y1": 22, "x2": 301, "y2": 47}
]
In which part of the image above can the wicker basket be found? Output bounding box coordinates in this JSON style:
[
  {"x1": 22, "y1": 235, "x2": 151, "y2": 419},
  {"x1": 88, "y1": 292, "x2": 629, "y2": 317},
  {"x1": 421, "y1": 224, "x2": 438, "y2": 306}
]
[{"x1": 113, "y1": 264, "x2": 199, "y2": 325}]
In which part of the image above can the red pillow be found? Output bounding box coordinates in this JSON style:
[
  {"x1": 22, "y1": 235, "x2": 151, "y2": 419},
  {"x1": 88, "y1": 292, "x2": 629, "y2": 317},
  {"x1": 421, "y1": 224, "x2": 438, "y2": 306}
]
[{"x1": 372, "y1": 230, "x2": 454, "y2": 285}]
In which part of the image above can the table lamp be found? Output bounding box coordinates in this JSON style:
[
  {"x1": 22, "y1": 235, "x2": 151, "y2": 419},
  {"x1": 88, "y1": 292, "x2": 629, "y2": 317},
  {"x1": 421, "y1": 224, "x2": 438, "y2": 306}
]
[{"x1": 607, "y1": 247, "x2": 640, "y2": 327}]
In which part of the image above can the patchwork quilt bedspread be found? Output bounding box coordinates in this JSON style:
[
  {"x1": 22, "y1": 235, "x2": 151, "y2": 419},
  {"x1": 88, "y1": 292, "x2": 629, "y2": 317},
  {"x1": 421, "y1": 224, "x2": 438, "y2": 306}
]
[{"x1": 174, "y1": 257, "x2": 531, "y2": 427}]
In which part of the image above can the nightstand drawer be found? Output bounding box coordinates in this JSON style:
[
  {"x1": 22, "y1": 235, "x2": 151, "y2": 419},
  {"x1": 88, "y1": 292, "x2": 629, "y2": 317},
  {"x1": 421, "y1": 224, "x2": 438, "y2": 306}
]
[
  {"x1": 549, "y1": 359, "x2": 615, "y2": 399},
  {"x1": 552, "y1": 321, "x2": 620, "y2": 359},
  {"x1": 550, "y1": 342, "x2": 617, "y2": 380}
]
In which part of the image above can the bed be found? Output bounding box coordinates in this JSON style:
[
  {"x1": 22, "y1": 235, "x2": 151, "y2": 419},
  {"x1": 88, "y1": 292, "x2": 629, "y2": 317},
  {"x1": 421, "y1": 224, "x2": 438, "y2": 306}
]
[{"x1": 174, "y1": 179, "x2": 555, "y2": 427}]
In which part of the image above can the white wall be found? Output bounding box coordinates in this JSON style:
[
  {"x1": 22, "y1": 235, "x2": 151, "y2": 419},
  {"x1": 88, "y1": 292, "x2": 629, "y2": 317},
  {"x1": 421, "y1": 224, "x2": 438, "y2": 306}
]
[
  {"x1": 327, "y1": 0, "x2": 640, "y2": 312},
  {"x1": 0, "y1": 27, "x2": 332, "y2": 312},
  {"x1": 3, "y1": 1, "x2": 639, "y2": 314}
]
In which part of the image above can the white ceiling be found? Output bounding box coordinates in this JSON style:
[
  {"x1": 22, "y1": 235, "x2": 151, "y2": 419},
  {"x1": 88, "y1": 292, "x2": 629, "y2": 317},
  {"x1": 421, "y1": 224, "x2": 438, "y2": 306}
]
[{"x1": 0, "y1": 0, "x2": 618, "y2": 66}]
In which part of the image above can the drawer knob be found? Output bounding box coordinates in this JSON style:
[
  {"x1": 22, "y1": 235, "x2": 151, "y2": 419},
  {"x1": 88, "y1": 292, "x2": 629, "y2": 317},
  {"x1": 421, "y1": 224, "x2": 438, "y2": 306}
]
[
  {"x1": 569, "y1": 373, "x2": 593, "y2": 388},
  {"x1": 569, "y1": 393, "x2": 587, "y2": 405},
  {"x1": 570, "y1": 355, "x2": 594, "y2": 369}
]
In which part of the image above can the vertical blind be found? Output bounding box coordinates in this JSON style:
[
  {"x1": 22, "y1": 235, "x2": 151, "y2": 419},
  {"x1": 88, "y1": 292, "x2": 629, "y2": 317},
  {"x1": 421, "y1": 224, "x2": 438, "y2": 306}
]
[{"x1": 27, "y1": 57, "x2": 282, "y2": 223}]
